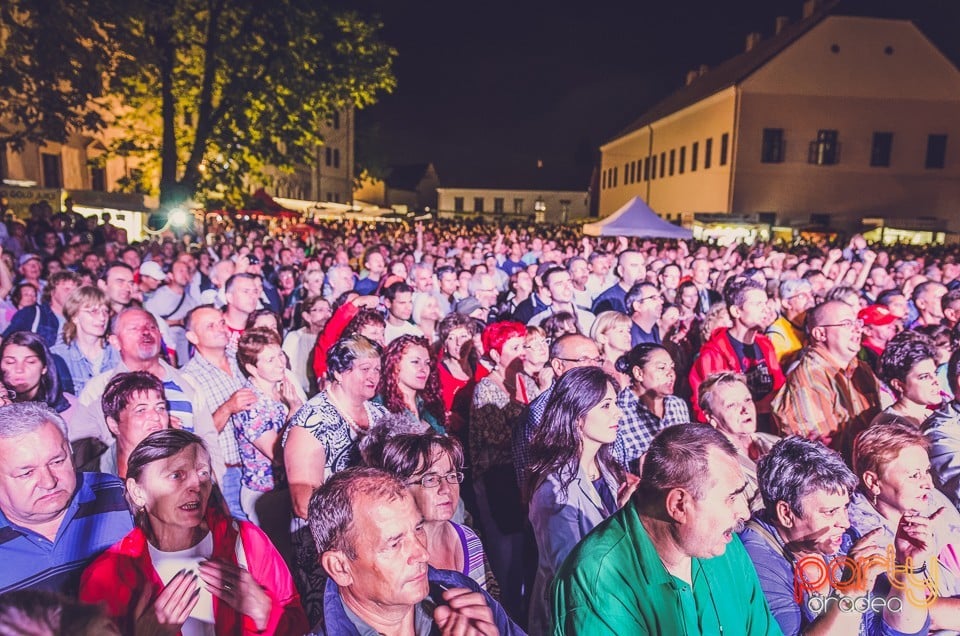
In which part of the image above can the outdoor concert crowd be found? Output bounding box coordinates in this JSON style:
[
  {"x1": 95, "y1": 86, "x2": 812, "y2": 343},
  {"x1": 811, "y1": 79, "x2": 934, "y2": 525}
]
[{"x1": 3, "y1": 201, "x2": 960, "y2": 635}]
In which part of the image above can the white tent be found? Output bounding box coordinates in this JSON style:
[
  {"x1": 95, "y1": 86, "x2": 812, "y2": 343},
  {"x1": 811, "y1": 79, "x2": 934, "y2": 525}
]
[{"x1": 583, "y1": 196, "x2": 693, "y2": 239}]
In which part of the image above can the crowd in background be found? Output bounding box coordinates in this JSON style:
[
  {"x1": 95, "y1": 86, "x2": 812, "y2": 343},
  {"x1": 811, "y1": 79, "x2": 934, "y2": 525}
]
[{"x1": 1, "y1": 199, "x2": 960, "y2": 634}]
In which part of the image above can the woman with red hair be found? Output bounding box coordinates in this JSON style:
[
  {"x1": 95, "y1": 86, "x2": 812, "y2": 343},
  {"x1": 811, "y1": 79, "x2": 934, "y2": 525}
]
[
  {"x1": 376, "y1": 334, "x2": 445, "y2": 434},
  {"x1": 469, "y1": 320, "x2": 538, "y2": 621}
]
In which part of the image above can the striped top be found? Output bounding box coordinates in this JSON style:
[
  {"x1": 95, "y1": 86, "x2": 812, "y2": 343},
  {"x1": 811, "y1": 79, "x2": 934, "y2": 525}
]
[
  {"x1": 0, "y1": 472, "x2": 133, "y2": 596},
  {"x1": 451, "y1": 521, "x2": 488, "y2": 590}
]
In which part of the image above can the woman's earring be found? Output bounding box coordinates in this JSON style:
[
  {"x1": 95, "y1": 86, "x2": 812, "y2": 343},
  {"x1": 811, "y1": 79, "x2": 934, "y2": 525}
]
[{"x1": 872, "y1": 491, "x2": 879, "y2": 507}]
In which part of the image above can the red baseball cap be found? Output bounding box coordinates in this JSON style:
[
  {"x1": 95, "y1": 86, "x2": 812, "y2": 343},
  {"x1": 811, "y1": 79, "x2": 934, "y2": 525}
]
[{"x1": 858, "y1": 305, "x2": 898, "y2": 327}]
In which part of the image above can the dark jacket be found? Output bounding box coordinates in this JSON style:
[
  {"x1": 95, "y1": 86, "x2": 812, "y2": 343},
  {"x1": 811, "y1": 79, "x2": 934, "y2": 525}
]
[{"x1": 3, "y1": 303, "x2": 60, "y2": 347}]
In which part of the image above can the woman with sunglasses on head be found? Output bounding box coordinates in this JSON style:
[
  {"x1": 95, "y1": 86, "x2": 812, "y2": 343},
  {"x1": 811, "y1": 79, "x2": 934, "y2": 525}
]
[{"x1": 51, "y1": 286, "x2": 120, "y2": 396}]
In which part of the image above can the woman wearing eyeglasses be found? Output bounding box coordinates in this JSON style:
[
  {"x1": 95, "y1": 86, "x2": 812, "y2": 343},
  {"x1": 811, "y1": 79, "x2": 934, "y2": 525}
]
[
  {"x1": 365, "y1": 432, "x2": 494, "y2": 592},
  {"x1": 50, "y1": 286, "x2": 120, "y2": 395},
  {"x1": 526, "y1": 366, "x2": 635, "y2": 635}
]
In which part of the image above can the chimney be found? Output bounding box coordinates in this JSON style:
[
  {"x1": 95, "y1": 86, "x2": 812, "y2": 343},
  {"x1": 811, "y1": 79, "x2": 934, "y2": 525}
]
[
  {"x1": 745, "y1": 32, "x2": 762, "y2": 52},
  {"x1": 775, "y1": 16, "x2": 790, "y2": 34},
  {"x1": 802, "y1": 0, "x2": 821, "y2": 19},
  {"x1": 685, "y1": 70, "x2": 699, "y2": 86}
]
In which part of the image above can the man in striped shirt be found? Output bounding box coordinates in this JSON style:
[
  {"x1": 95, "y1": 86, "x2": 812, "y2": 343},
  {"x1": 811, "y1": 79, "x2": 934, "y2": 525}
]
[
  {"x1": 0, "y1": 403, "x2": 132, "y2": 596},
  {"x1": 70, "y1": 307, "x2": 225, "y2": 482}
]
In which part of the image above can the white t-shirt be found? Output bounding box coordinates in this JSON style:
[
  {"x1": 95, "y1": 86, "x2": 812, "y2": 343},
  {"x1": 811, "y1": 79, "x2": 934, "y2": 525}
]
[{"x1": 148, "y1": 532, "x2": 216, "y2": 636}]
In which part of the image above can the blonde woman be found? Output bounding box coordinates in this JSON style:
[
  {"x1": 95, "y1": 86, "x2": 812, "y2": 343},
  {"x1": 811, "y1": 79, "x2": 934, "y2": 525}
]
[
  {"x1": 51, "y1": 286, "x2": 120, "y2": 395},
  {"x1": 590, "y1": 310, "x2": 633, "y2": 388}
]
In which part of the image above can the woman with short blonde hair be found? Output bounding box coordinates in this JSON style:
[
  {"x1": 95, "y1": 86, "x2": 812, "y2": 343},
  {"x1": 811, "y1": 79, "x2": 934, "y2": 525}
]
[{"x1": 51, "y1": 286, "x2": 120, "y2": 395}]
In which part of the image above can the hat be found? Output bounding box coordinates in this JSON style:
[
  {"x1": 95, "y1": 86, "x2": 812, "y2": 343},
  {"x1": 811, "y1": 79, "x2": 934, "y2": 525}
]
[
  {"x1": 454, "y1": 296, "x2": 482, "y2": 316},
  {"x1": 18, "y1": 253, "x2": 40, "y2": 268},
  {"x1": 139, "y1": 261, "x2": 167, "y2": 281},
  {"x1": 858, "y1": 305, "x2": 898, "y2": 327}
]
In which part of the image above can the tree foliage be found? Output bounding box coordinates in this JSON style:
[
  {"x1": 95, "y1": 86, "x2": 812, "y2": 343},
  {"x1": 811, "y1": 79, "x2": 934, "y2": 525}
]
[
  {"x1": 0, "y1": 0, "x2": 119, "y2": 150},
  {"x1": 109, "y1": 0, "x2": 396, "y2": 206},
  {"x1": 1, "y1": 0, "x2": 396, "y2": 205}
]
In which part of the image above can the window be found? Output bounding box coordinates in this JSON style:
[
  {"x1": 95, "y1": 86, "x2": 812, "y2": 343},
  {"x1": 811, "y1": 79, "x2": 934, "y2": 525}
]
[
  {"x1": 808, "y1": 129, "x2": 839, "y2": 165},
  {"x1": 624, "y1": 163, "x2": 630, "y2": 184},
  {"x1": 659, "y1": 152, "x2": 665, "y2": 178},
  {"x1": 651, "y1": 155, "x2": 657, "y2": 180},
  {"x1": 630, "y1": 161, "x2": 637, "y2": 184},
  {"x1": 559, "y1": 199, "x2": 571, "y2": 221},
  {"x1": 0, "y1": 143, "x2": 6, "y2": 180},
  {"x1": 669, "y1": 149, "x2": 675, "y2": 176},
  {"x1": 493, "y1": 197, "x2": 504, "y2": 213},
  {"x1": 926, "y1": 134, "x2": 947, "y2": 169},
  {"x1": 643, "y1": 157, "x2": 650, "y2": 181},
  {"x1": 514, "y1": 198, "x2": 524, "y2": 214},
  {"x1": 90, "y1": 166, "x2": 106, "y2": 191},
  {"x1": 679, "y1": 147, "x2": 686, "y2": 174},
  {"x1": 454, "y1": 197, "x2": 464, "y2": 212},
  {"x1": 870, "y1": 132, "x2": 893, "y2": 167},
  {"x1": 691, "y1": 142, "x2": 699, "y2": 171},
  {"x1": 333, "y1": 149, "x2": 340, "y2": 169},
  {"x1": 761, "y1": 128, "x2": 785, "y2": 163},
  {"x1": 601, "y1": 171, "x2": 606, "y2": 189},
  {"x1": 41, "y1": 153, "x2": 62, "y2": 188},
  {"x1": 332, "y1": 111, "x2": 340, "y2": 130},
  {"x1": 613, "y1": 166, "x2": 618, "y2": 187},
  {"x1": 473, "y1": 197, "x2": 484, "y2": 212},
  {"x1": 720, "y1": 133, "x2": 730, "y2": 166},
  {"x1": 325, "y1": 147, "x2": 332, "y2": 166},
  {"x1": 704, "y1": 138, "x2": 713, "y2": 169}
]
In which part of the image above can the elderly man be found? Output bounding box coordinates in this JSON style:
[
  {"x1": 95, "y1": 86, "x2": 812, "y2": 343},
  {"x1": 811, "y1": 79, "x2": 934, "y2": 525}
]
[
  {"x1": 529, "y1": 267, "x2": 596, "y2": 333},
  {"x1": 766, "y1": 278, "x2": 815, "y2": 368},
  {"x1": 741, "y1": 437, "x2": 933, "y2": 636},
  {"x1": 771, "y1": 300, "x2": 882, "y2": 458},
  {"x1": 552, "y1": 424, "x2": 780, "y2": 634},
  {"x1": 307, "y1": 467, "x2": 523, "y2": 635},
  {"x1": 592, "y1": 250, "x2": 646, "y2": 315},
  {"x1": 0, "y1": 402, "x2": 132, "y2": 595},
  {"x1": 71, "y1": 307, "x2": 224, "y2": 480}
]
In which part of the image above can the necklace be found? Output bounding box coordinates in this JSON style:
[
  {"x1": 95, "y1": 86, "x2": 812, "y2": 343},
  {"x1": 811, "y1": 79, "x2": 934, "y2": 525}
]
[{"x1": 328, "y1": 390, "x2": 366, "y2": 433}]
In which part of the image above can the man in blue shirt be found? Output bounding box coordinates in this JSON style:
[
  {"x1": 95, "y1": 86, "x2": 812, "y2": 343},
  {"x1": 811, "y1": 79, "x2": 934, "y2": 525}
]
[{"x1": 0, "y1": 402, "x2": 132, "y2": 596}]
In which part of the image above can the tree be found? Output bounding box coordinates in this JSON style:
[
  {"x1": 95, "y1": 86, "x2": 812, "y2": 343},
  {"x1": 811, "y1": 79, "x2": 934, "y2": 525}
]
[
  {"x1": 109, "y1": 0, "x2": 396, "y2": 207},
  {"x1": 0, "y1": 0, "x2": 119, "y2": 151}
]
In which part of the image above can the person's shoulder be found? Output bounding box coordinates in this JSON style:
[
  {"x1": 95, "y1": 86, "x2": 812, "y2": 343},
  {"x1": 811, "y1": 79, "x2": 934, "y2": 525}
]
[{"x1": 555, "y1": 505, "x2": 634, "y2": 580}]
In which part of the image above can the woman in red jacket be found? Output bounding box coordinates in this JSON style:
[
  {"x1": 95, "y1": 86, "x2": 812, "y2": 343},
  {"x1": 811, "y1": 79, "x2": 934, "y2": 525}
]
[{"x1": 80, "y1": 429, "x2": 308, "y2": 636}]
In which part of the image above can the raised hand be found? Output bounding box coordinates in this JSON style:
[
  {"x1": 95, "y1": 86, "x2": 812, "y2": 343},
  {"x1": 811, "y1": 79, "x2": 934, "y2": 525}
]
[
  {"x1": 433, "y1": 587, "x2": 500, "y2": 636},
  {"x1": 133, "y1": 571, "x2": 200, "y2": 636},
  {"x1": 199, "y1": 559, "x2": 273, "y2": 631}
]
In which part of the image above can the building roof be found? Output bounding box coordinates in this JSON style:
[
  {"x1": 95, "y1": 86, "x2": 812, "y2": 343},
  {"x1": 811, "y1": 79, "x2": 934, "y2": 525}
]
[
  {"x1": 385, "y1": 163, "x2": 433, "y2": 191},
  {"x1": 609, "y1": 0, "x2": 959, "y2": 144}
]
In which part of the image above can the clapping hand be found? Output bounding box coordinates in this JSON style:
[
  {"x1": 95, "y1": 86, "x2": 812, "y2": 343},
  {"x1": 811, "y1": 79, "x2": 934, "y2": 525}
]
[
  {"x1": 133, "y1": 571, "x2": 200, "y2": 636},
  {"x1": 433, "y1": 587, "x2": 500, "y2": 636},
  {"x1": 199, "y1": 559, "x2": 273, "y2": 631}
]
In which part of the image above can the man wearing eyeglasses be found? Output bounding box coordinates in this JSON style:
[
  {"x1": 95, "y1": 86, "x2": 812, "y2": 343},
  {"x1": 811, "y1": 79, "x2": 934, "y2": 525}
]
[
  {"x1": 771, "y1": 300, "x2": 882, "y2": 459},
  {"x1": 625, "y1": 282, "x2": 663, "y2": 346}
]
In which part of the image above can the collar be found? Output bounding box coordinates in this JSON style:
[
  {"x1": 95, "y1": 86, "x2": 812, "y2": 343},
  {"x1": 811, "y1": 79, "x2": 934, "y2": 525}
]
[{"x1": 0, "y1": 471, "x2": 89, "y2": 539}]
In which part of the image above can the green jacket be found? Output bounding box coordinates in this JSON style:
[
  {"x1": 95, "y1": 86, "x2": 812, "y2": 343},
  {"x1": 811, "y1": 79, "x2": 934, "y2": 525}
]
[{"x1": 551, "y1": 501, "x2": 783, "y2": 635}]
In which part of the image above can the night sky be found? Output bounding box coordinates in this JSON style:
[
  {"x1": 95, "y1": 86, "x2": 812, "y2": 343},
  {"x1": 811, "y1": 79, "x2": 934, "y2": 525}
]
[{"x1": 353, "y1": 0, "x2": 959, "y2": 191}]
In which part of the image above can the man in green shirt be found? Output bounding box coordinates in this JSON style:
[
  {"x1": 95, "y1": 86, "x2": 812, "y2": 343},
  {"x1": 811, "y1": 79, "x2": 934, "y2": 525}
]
[{"x1": 552, "y1": 424, "x2": 782, "y2": 635}]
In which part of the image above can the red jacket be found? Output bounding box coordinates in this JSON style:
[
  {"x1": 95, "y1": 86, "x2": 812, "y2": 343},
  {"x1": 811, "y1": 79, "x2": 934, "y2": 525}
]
[
  {"x1": 80, "y1": 505, "x2": 308, "y2": 636},
  {"x1": 688, "y1": 329, "x2": 785, "y2": 423},
  {"x1": 311, "y1": 301, "x2": 360, "y2": 381}
]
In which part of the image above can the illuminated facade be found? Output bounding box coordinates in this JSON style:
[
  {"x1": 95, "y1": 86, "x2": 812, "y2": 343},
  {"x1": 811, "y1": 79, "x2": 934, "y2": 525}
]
[{"x1": 599, "y1": 6, "x2": 960, "y2": 235}]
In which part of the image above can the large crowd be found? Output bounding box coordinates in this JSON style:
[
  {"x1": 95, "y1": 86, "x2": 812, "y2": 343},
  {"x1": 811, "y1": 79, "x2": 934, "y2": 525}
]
[{"x1": 1, "y1": 200, "x2": 960, "y2": 635}]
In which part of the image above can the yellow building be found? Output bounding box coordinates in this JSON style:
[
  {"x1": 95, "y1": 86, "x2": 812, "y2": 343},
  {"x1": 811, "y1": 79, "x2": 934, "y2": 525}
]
[{"x1": 599, "y1": 2, "x2": 960, "y2": 237}]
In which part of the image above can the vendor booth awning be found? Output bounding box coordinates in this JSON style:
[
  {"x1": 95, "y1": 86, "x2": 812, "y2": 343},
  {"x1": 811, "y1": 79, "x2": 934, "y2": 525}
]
[{"x1": 583, "y1": 196, "x2": 693, "y2": 239}]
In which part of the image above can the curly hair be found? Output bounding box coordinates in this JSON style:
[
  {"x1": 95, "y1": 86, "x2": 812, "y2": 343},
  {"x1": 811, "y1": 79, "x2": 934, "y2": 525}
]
[
  {"x1": 878, "y1": 330, "x2": 937, "y2": 388},
  {"x1": 342, "y1": 308, "x2": 386, "y2": 339},
  {"x1": 377, "y1": 335, "x2": 444, "y2": 423}
]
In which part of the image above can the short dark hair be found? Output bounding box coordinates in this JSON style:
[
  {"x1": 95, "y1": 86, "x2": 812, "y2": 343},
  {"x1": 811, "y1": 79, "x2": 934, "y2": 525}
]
[
  {"x1": 224, "y1": 272, "x2": 258, "y2": 293},
  {"x1": 382, "y1": 281, "x2": 413, "y2": 302},
  {"x1": 308, "y1": 467, "x2": 407, "y2": 560},
  {"x1": 624, "y1": 281, "x2": 657, "y2": 314},
  {"x1": 636, "y1": 424, "x2": 737, "y2": 502},
  {"x1": 102, "y1": 372, "x2": 166, "y2": 424},
  {"x1": 615, "y1": 342, "x2": 666, "y2": 376},
  {"x1": 100, "y1": 261, "x2": 133, "y2": 282},
  {"x1": 878, "y1": 331, "x2": 937, "y2": 388},
  {"x1": 326, "y1": 334, "x2": 381, "y2": 382},
  {"x1": 942, "y1": 288, "x2": 960, "y2": 312},
  {"x1": 757, "y1": 436, "x2": 856, "y2": 517},
  {"x1": 723, "y1": 277, "x2": 764, "y2": 309},
  {"x1": 541, "y1": 266, "x2": 567, "y2": 289},
  {"x1": 876, "y1": 288, "x2": 905, "y2": 307},
  {"x1": 237, "y1": 327, "x2": 282, "y2": 378},
  {"x1": 184, "y1": 304, "x2": 218, "y2": 334},
  {"x1": 367, "y1": 432, "x2": 464, "y2": 480}
]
